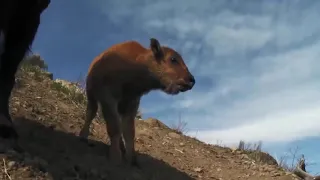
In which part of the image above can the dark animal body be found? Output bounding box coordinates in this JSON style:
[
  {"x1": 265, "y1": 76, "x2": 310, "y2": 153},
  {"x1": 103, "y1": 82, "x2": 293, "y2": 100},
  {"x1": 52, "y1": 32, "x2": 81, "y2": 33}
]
[
  {"x1": 0, "y1": 0, "x2": 50, "y2": 139},
  {"x1": 79, "y1": 38, "x2": 195, "y2": 166}
]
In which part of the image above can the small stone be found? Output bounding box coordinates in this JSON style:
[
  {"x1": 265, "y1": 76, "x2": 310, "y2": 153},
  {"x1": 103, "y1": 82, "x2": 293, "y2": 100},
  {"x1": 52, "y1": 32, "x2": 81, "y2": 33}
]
[
  {"x1": 194, "y1": 167, "x2": 203, "y2": 173},
  {"x1": 271, "y1": 172, "x2": 281, "y2": 177},
  {"x1": 168, "y1": 132, "x2": 181, "y2": 139},
  {"x1": 236, "y1": 151, "x2": 242, "y2": 154},
  {"x1": 7, "y1": 161, "x2": 16, "y2": 168},
  {"x1": 240, "y1": 154, "x2": 249, "y2": 159},
  {"x1": 285, "y1": 172, "x2": 292, "y2": 175}
]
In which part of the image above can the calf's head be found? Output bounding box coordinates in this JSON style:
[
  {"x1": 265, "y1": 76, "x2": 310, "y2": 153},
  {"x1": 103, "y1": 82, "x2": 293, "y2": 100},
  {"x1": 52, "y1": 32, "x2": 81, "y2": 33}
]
[{"x1": 146, "y1": 38, "x2": 195, "y2": 95}]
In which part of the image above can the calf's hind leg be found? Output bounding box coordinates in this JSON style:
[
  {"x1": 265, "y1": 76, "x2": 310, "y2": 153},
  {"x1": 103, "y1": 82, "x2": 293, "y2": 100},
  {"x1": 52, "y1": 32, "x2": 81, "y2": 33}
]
[
  {"x1": 79, "y1": 91, "x2": 98, "y2": 141},
  {"x1": 99, "y1": 93, "x2": 123, "y2": 165},
  {"x1": 80, "y1": 89, "x2": 126, "y2": 157},
  {"x1": 118, "y1": 98, "x2": 140, "y2": 167}
]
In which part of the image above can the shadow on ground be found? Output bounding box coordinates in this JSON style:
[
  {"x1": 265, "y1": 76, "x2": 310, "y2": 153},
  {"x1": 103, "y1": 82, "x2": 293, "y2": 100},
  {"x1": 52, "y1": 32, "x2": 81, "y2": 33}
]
[{"x1": 8, "y1": 117, "x2": 194, "y2": 180}]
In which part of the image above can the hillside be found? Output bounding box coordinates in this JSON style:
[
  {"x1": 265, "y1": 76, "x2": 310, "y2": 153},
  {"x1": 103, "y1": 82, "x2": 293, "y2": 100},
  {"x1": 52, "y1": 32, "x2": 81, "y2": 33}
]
[{"x1": 0, "y1": 62, "x2": 301, "y2": 180}]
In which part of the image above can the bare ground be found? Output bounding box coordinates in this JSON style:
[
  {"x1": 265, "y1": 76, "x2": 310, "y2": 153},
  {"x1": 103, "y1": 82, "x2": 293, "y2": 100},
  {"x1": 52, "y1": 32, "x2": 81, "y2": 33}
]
[{"x1": 0, "y1": 67, "x2": 300, "y2": 180}]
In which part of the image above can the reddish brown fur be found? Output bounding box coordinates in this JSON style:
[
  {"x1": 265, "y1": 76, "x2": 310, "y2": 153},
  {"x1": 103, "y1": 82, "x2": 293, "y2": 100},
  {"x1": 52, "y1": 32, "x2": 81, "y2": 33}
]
[{"x1": 79, "y1": 38, "x2": 195, "y2": 167}]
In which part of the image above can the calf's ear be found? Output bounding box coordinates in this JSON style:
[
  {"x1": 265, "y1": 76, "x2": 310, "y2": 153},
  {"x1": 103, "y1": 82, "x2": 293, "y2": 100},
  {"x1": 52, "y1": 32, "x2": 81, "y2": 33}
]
[{"x1": 150, "y1": 38, "x2": 163, "y2": 59}]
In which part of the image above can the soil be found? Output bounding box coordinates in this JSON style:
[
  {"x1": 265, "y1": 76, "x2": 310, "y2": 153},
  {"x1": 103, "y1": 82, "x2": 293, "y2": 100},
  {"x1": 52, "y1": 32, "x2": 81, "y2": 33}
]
[{"x1": 0, "y1": 67, "x2": 300, "y2": 180}]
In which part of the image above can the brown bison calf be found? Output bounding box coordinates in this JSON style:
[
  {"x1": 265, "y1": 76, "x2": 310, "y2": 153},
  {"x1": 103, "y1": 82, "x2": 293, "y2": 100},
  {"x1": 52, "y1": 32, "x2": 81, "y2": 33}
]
[
  {"x1": 80, "y1": 38, "x2": 196, "y2": 166},
  {"x1": 0, "y1": 0, "x2": 50, "y2": 139}
]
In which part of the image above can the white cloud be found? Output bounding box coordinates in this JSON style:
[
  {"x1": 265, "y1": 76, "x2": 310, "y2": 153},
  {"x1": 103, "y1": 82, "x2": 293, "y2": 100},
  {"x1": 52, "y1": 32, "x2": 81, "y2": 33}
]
[
  {"x1": 95, "y1": 0, "x2": 320, "y2": 148},
  {"x1": 188, "y1": 104, "x2": 320, "y2": 145},
  {"x1": 187, "y1": 97, "x2": 320, "y2": 146}
]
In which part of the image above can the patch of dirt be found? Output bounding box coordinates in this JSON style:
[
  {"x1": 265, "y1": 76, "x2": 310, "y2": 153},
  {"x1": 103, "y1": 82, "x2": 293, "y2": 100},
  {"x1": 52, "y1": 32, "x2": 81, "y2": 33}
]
[{"x1": 0, "y1": 68, "x2": 300, "y2": 180}]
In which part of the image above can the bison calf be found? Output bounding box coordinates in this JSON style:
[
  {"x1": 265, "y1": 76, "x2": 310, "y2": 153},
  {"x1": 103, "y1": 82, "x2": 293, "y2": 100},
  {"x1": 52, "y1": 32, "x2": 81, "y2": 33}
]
[{"x1": 79, "y1": 38, "x2": 195, "y2": 166}]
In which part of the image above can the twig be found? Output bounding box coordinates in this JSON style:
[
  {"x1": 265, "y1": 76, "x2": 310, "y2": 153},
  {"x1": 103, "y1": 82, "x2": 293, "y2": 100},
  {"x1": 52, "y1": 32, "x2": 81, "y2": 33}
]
[{"x1": 2, "y1": 158, "x2": 12, "y2": 180}]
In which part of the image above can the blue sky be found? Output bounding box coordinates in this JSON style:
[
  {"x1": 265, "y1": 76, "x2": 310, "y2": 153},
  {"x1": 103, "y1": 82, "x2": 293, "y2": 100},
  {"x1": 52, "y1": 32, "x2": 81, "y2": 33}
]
[{"x1": 32, "y1": 0, "x2": 319, "y2": 174}]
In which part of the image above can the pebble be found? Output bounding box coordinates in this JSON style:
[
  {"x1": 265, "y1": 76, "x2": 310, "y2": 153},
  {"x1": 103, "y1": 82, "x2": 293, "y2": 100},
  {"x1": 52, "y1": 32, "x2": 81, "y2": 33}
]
[
  {"x1": 194, "y1": 167, "x2": 203, "y2": 173},
  {"x1": 168, "y1": 132, "x2": 181, "y2": 139},
  {"x1": 7, "y1": 161, "x2": 16, "y2": 168}
]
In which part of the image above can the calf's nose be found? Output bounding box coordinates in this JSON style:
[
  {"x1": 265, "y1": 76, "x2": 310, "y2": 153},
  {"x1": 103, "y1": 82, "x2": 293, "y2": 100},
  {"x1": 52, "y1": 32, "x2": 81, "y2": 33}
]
[{"x1": 187, "y1": 75, "x2": 195, "y2": 89}]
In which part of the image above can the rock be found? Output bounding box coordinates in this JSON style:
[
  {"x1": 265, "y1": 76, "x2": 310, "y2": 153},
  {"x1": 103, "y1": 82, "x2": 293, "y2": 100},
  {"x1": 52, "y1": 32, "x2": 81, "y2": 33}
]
[
  {"x1": 168, "y1": 132, "x2": 181, "y2": 139},
  {"x1": 240, "y1": 154, "x2": 249, "y2": 160},
  {"x1": 144, "y1": 118, "x2": 168, "y2": 129},
  {"x1": 271, "y1": 172, "x2": 281, "y2": 177},
  {"x1": 194, "y1": 167, "x2": 203, "y2": 173},
  {"x1": 7, "y1": 161, "x2": 16, "y2": 168}
]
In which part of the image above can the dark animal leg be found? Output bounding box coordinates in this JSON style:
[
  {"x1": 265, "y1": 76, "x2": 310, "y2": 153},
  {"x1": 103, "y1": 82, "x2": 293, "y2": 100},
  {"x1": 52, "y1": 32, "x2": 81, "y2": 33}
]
[
  {"x1": 0, "y1": 0, "x2": 50, "y2": 148},
  {"x1": 0, "y1": 3, "x2": 41, "y2": 139},
  {"x1": 0, "y1": 44, "x2": 27, "y2": 139}
]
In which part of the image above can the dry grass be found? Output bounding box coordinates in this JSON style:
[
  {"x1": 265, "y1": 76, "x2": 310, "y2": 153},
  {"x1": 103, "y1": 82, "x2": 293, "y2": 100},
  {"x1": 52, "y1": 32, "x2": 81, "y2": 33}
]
[
  {"x1": 2, "y1": 159, "x2": 12, "y2": 180},
  {"x1": 236, "y1": 140, "x2": 318, "y2": 179},
  {"x1": 276, "y1": 146, "x2": 318, "y2": 175},
  {"x1": 51, "y1": 81, "x2": 87, "y2": 104},
  {"x1": 236, "y1": 140, "x2": 278, "y2": 166},
  {"x1": 170, "y1": 112, "x2": 188, "y2": 134}
]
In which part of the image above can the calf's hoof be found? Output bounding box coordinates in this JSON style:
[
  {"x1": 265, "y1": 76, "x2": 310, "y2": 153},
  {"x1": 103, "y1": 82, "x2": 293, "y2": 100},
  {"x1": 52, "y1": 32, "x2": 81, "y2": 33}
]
[
  {"x1": 130, "y1": 155, "x2": 141, "y2": 168},
  {"x1": 123, "y1": 153, "x2": 140, "y2": 168}
]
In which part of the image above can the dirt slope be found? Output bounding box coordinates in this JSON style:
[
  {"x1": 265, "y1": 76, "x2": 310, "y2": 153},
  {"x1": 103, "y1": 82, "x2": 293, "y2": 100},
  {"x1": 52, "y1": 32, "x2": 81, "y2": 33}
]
[{"x1": 0, "y1": 66, "x2": 300, "y2": 180}]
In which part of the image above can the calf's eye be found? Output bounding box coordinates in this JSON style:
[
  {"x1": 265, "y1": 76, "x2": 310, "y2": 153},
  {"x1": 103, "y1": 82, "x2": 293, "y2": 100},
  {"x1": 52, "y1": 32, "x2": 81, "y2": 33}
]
[{"x1": 171, "y1": 57, "x2": 179, "y2": 64}]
